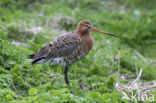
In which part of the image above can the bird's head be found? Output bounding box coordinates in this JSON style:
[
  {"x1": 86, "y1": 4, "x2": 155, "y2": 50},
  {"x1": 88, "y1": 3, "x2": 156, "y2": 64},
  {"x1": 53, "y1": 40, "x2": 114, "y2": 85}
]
[
  {"x1": 77, "y1": 20, "x2": 92, "y2": 34},
  {"x1": 77, "y1": 20, "x2": 119, "y2": 37}
]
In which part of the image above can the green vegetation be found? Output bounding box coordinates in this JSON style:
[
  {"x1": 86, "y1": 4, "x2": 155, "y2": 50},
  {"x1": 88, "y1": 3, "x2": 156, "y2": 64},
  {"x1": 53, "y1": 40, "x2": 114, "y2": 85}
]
[{"x1": 0, "y1": 0, "x2": 156, "y2": 102}]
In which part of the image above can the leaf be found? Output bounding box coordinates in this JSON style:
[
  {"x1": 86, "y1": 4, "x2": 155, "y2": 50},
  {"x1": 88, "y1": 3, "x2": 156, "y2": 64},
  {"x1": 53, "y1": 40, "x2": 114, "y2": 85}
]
[{"x1": 29, "y1": 88, "x2": 37, "y2": 96}]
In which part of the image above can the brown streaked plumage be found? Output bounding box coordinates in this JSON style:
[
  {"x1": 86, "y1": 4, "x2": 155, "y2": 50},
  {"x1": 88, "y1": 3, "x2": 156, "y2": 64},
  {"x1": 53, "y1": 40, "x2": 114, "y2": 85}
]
[{"x1": 29, "y1": 20, "x2": 119, "y2": 86}]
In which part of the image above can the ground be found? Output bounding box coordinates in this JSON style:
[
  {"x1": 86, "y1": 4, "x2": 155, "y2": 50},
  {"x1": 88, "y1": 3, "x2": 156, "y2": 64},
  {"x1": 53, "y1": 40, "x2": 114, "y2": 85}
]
[{"x1": 0, "y1": 0, "x2": 156, "y2": 103}]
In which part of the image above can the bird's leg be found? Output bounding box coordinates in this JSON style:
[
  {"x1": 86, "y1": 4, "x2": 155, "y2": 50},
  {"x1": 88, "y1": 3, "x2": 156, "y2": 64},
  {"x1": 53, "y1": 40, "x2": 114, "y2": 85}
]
[{"x1": 64, "y1": 65, "x2": 70, "y2": 86}]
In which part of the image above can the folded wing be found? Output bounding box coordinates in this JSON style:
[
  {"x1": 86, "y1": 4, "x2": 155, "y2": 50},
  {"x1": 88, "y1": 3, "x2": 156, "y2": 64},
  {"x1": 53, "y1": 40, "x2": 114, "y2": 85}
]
[{"x1": 29, "y1": 32, "x2": 82, "y2": 64}]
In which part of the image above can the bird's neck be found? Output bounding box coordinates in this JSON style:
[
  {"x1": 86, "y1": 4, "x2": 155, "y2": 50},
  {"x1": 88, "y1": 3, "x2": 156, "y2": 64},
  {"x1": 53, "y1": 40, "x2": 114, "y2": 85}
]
[
  {"x1": 75, "y1": 30, "x2": 90, "y2": 36},
  {"x1": 75, "y1": 30, "x2": 93, "y2": 54}
]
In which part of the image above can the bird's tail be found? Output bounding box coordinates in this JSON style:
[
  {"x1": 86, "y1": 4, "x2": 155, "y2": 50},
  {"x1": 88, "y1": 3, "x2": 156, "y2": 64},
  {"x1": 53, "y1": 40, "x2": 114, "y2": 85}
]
[
  {"x1": 31, "y1": 57, "x2": 45, "y2": 65},
  {"x1": 28, "y1": 54, "x2": 35, "y2": 59},
  {"x1": 28, "y1": 54, "x2": 45, "y2": 65}
]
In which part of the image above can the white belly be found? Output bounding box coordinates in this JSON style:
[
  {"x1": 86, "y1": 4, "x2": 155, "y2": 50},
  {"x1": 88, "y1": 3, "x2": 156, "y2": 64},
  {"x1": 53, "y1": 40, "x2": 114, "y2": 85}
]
[{"x1": 48, "y1": 57, "x2": 66, "y2": 65}]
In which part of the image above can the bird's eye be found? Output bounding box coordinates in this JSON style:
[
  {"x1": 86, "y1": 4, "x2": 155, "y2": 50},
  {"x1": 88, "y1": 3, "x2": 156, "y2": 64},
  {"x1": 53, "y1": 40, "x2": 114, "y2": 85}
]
[{"x1": 85, "y1": 24, "x2": 89, "y2": 28}]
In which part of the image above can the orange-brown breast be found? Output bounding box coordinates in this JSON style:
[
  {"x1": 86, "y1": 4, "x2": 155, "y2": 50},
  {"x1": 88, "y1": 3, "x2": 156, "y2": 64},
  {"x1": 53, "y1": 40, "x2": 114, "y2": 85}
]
[{"x1": 81, "y1": 34, "x2": 94, "y2": 55}]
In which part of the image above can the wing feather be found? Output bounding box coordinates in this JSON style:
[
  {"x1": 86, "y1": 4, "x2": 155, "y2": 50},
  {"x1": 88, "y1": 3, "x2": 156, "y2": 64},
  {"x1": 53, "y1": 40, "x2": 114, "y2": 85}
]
[{"x1": 30, "y1": 32, "x2": 81, "y2": 61}]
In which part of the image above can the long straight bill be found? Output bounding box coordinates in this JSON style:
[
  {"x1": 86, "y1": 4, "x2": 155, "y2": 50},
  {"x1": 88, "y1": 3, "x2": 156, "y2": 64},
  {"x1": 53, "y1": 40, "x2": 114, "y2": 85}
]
[{"x1": 92, "y1": 28, "x2": 119, "y2": 37}]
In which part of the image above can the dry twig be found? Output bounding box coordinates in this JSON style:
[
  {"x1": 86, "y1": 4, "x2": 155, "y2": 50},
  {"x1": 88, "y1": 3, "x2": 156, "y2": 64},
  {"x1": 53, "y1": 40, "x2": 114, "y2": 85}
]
[
  {"x1": 128, "y1": 68, "x2": 143, "y2": 92},
  {"x1": 45, "y1": 71, "x2": 55, "y2": 77},
  {"x1": 135, "y1": 50, "x2": 156, "y2": 63}
]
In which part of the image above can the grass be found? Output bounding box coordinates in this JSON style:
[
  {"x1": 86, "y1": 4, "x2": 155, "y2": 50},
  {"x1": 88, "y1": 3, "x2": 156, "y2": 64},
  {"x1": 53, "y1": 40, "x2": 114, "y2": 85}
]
[{"x1": 0, "y1": 0, "x2": 156, "y2": 102}]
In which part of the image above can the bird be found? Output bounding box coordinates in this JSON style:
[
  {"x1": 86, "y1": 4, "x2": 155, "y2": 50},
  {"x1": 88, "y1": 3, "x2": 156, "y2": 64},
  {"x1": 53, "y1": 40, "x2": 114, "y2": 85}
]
[{"x1": 28, "y1": 20, "x2": 119, "y2": 86}]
